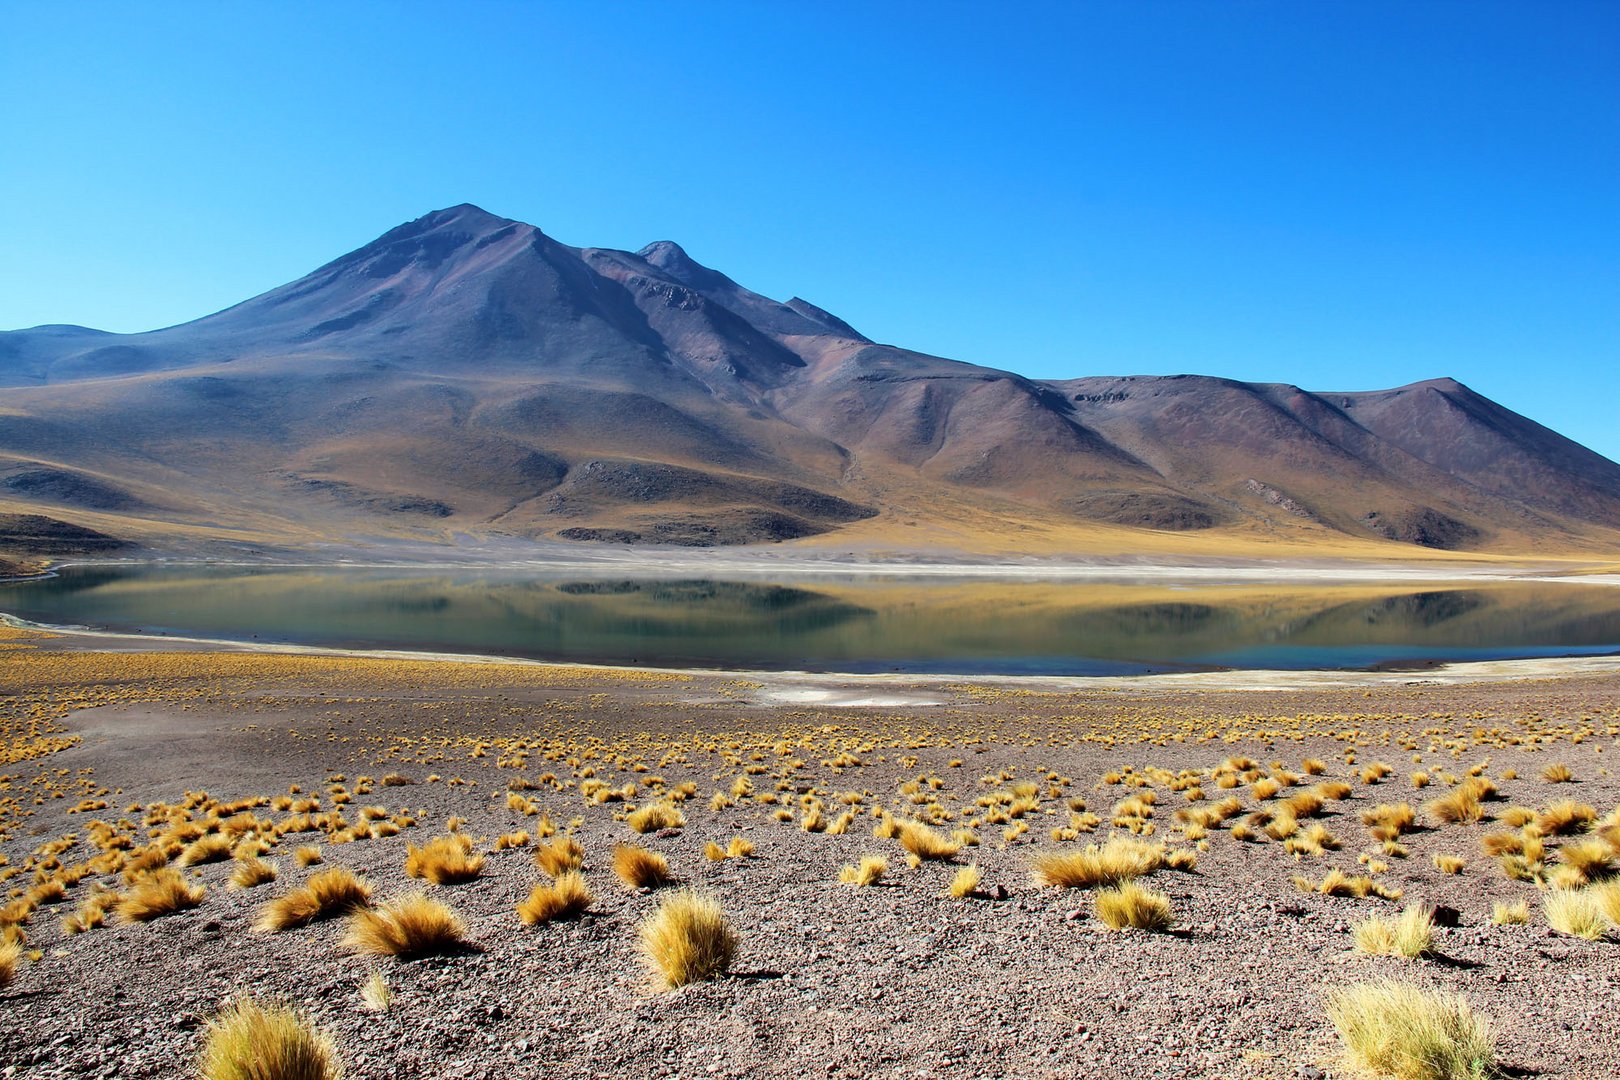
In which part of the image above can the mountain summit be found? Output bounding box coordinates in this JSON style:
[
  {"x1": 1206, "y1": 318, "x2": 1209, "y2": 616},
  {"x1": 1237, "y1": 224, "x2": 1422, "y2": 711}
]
[{"x1": 2, "y1": 205, "x2": 1618, "y2": 556}]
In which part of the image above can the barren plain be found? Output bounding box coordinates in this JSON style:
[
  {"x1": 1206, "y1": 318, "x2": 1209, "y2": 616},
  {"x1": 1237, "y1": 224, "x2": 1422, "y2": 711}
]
[{"x1": 2, "y1": 621, "x2": 1620, "y2": 1080}]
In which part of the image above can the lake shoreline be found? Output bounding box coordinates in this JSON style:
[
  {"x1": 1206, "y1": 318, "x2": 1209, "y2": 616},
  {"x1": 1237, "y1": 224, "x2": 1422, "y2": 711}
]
[{"x1": 8, "y1": 609, "x2": 1620, "y2": 694}]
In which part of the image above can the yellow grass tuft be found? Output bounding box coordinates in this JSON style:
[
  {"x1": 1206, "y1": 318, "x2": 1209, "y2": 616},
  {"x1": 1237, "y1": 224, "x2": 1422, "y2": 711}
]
[
  {"x1": 1353, "y1": 905, "x2": 1434, "y2": 958},
  {"x1": 946, "y1": 864, "x2": 982, "y2": 898},
  {"x1": 1094, "y1": 881, "x2": 1173, "y2": 931},
  {"x1": 360, "y1": 969, "x2": 390, "y2": 1013},
  {"x1": 1294, "y1": 869, "x2": 1402, "y2": 900},
  {"x1": 1557, "y1": 838, "x2": 1615, "y2": 883},
  {"x1": 726, "y1": 836, "x2": 754, "y2": 859},
  {"x1": 837, "y1": 855, "x2": 888, "y2": 886},
  {"x1": 1432, "y1": 855, "x2": 1466, "y2": 876},
  {"x1": 613, "y1": 845, "x2": 672, "y2": 890},
  {"x1": 404, "y1": 835, "x2": 484, "y2": 885},
  {"x1": 230, "y1": 858, "x2": 278, "y2": 890},
  {"x1": 1489, "y1": 899, "x2": 1529, "y2": 926},
  {"x1": 1424, "y1": 778, "x2": 1495, "y2": 826},
  {"x1": 178, "y1": 834, "x2": 234, "y2": 868},
  {"x1": 1164, "y1": 848, "x2": 1198, "y2": 872},
  {"x1": 60, "y1": 890, "x2": 117, "y2": 935},
  {"x1": 0, "y1": 936, "x2": 18, "y2": 990},
  {"x1": 294, "y1": 846, "x2": 323, "y2": 867},
  {"x1": 1030, "y1": 836, "x2": 1163, "y2": 889},
  {"x1": 534, "y1": 836, "x2": 585, "y2": 877},
  {"x1": 1362, "y1": 803, "x2": 1418, "y2": 840},
  {"x1": 626, "y1": 802, "x2": 686, "y2": 834},
  {"x1": 637, "y1": 890, "x2": 737, "y2": 989},
  {"x1": 517, "y1": 871, "x2": 593, "y2": 924},
  {"x1": 1326, "y1": 980, "x2": 1494, "y2": 1080},
  {"x1": 896, "y1": 820, "x2": 961, "y2": 861},
  {"x1": 198, "y1": 996, "x2": 342, "y2": 1080},
  {"x1": 254, "y1": 867, "x2": 373, "y2": 932},
  {"x1": 1532, "y1": 800, "x2": 1596, "y2": 838},
  {"x1": 703, "y1": 841, "x2": 727, "y2": 861},
  {"x1": 116, "y1": 868, "x2": 204, "y2": 923},
  {"x1": 343, "y1": 892, "x2": 467, "y2": 959},
  {"x1": 1543, "y1": 888, "x2": 1609, "y2": 941},
  {"x1": 1540, "y1": 763, "x2": 1574, "y2": 783}
]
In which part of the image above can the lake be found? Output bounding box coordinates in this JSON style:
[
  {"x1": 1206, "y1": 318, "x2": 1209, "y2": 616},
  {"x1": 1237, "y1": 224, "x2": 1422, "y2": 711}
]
[{"x1": 3, "y1": 564, "x2": 1619, "y2": 676}]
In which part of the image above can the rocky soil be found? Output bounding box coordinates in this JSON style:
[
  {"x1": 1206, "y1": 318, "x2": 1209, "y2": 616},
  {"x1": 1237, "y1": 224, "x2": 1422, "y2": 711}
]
[{"x1": 2, "y1": 640, "x2": 1619, "y2": 1079}]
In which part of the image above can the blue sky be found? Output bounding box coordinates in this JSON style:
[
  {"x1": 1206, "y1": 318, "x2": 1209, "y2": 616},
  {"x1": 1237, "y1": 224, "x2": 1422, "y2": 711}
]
[{"x1": 3, "y1": 2, "x2": 1617, "y2": 458}]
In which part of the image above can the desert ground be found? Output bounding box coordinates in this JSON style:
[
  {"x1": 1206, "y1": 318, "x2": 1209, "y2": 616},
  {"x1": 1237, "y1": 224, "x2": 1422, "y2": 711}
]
[{"x1": 3, "y1": 622, "x2": 1620, "y2": 1080}]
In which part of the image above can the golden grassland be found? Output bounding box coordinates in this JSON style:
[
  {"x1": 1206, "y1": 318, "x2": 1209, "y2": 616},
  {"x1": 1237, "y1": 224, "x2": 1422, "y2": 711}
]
[{"x1": 2, "y1": 630, "x2": 1620, "y2": 1076}]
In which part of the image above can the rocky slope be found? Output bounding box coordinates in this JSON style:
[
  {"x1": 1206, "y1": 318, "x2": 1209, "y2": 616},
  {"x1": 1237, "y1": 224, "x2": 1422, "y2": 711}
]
[{"x1": 2, "y1": 204, "x2": 1618, "y2": 556}]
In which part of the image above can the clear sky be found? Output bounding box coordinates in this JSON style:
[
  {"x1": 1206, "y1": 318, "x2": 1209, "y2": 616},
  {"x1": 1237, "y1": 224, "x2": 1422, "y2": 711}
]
[{"x1": 3, "y1": 2, "x2": 1617, "y2": 459}]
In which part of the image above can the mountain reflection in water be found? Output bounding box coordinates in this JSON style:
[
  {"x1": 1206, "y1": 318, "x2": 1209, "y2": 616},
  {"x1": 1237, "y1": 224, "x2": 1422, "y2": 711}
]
[{"x1": 3, "y1": 566, "x2": 1618, "y2": 676}]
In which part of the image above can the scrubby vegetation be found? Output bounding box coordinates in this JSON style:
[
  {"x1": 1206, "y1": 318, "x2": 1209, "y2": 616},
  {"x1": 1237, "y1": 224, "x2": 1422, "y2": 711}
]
[
  {"x1": 198, "y1": 996, "x2": 343, "y2": 1080},
  {"x1": 2, "y1": 637, "x2": 1619, "y2": 1076},
  {"x1": 637, "y1": 890, "x2": 737, "y2": 989}
]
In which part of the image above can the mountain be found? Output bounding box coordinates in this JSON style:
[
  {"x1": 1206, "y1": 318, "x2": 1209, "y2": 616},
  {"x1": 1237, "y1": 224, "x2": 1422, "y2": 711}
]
[{"x1": 2, "y1": 203, "x2": 1618, "y2": 559}]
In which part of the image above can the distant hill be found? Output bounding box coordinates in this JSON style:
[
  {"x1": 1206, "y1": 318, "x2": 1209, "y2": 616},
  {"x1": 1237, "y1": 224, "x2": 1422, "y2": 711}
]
[{"x1": 2, "y1": 203, "x2": 1618, "y2": 558}]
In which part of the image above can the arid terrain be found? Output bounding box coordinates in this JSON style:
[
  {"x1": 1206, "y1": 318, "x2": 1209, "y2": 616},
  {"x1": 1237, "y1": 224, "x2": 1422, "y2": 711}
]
[
  {"x1": 3, "y1": 622, "x2": 1619, "y2": 1079},
  {"x1": 6, "y1": 204, "x2": 1620, "y2": 564}
]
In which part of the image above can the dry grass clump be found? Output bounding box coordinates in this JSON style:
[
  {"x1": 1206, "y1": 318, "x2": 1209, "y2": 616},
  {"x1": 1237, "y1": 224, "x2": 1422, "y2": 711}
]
[
  {"x1": 360, "y1": 969, "x2": 390, "y2": 1013},
  {"x1": 61, "y1": 890, "x2": 118, "y2": 935},
  {"x1": 1530, "y1": 800, "x2": 1596, "y2": 838},
  {"x1": 1362, "y1": 803, "x2": 1418, "y2": 841},
  {"x1": 637, "y1": 890, "x2": 736, "y2": 989},
  {"x1": 534, "y1": 836, "x2": 584, "y2": 877},
  {"x1": 1030, "y1": 836, "x2": 1163, "y2": 889},
  {"x1": 1540, "y1": 763, "x2": 1574, "y2": 783},
  {"x1": 946, "y1": 864, "x2": 982, "y2": 898},
  {"x1": 726, "y1": 836, "x2": 754, "y2": 859},
  {"x1": 896, "y1": 820, "x2": 961, "y2": 861},
  {"x1": 1543, "y1": 888, "x2": 1610, "y2": 941},
  {"x1": 626, "y1": 802, "x2": 686, "y2": 834},
  {"x1": 178, "y1": 834, "x2": 234, "y2": 868},
  {"x1": 1094, "y1": 881, "x2": 1173, "y2": 932},
  {"x1": 516, "y1": 871, "x2": 592, "y2": 925},
  {"x1": 230, "y1": 858, "x2": 278, "y2": 890},
  {"x1": 1489, "y1": 899, "x2": 1529, "y2": 926},
  {"x1": 1294, "y1": 869, "x2": 1402, "y2": 900},
  {"x1": 1556, "y1": 838, "x2": 1615, "y2": 884},
  {"x1": 1498, "y1": 806, "x2": 1536, "y2": 829},
  {"x1": 1432, "y1": 855, "x2": 1466, "y2": 876},
  {"x1": 0, "y1": 936, "x2": 18, "y2": 990},
  {"x1": 255, "y1": 867, "x2": 373, "y2": 932},
  {"x1": 1326, "y1": 980, "x2": 1494, "y2": 1080},
  {"x1": 1424, "y1": 778, "x2": 1495, "y2": 826},
  {"x1": 1589, "y1": 879, "x2": 1620, "y2": 925},
  {"x1": 837, "y1": 856, "x2": 888, "y2": 886},
  {"x1": 613, "y1": 845, "x2": 672, "y2": 890},
  {"x1": 404, "y1": 835, "x2": 484, "y2": 885},
  {"x1": 1353, "y1": 905, "x2": 1434, "y2": 959},
  {"x1": 294, "y1": 846, "x2": 323, "y2": 867},
  {"x1": 344, "y1": 892, "x2": 467, "y2": 959},
  {"x1": 198, "y1": 996, "x2": 342, "y2": 1080},
  {"x1": 116, "y1": 868, "x2": 204, "y2": 923},
  {"x1": 1285, "y1": 822, "x2": 1340, "y2": 858}
]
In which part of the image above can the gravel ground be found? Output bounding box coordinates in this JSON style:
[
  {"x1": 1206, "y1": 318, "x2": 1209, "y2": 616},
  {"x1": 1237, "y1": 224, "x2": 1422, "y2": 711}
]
[{"x1": 2, "y1": 641, "x2": 1619, "y2": 1079}]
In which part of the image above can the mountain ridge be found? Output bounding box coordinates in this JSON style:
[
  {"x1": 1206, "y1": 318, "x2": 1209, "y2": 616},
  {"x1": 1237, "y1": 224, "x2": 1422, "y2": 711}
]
[{"x1": 1, "y1": 203, "x2": 1617, "y2": 559}]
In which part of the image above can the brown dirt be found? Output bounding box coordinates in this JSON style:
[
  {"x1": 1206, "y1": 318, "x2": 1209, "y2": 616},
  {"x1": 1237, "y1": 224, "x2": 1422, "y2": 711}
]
[{"x1": 2, "y1": 636, "x2": 1618, "y2": 1079}]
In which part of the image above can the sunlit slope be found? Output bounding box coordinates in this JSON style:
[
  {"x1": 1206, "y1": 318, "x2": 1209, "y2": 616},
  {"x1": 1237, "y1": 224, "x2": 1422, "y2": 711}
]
[{"x1": 2, "y1": 204, "x2": 1618, "y2": 558}]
